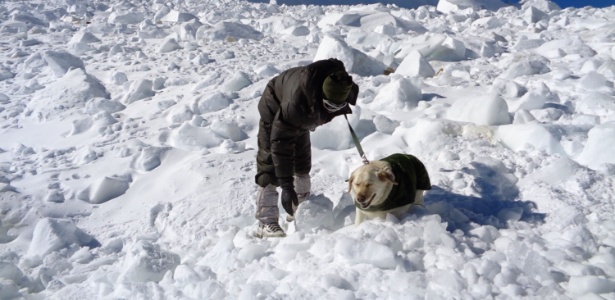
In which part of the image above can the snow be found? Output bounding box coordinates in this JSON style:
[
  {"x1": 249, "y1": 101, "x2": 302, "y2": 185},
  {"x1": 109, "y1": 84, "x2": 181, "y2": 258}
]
[{"x1": 1, "y1": 0, "x2": 615, "y2": 299}]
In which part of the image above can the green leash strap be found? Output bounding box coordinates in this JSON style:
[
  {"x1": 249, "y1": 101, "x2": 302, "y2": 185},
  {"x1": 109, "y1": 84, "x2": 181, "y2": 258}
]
[{"x1": 344, "y1": 114, "x2": 369, "y2": 165}]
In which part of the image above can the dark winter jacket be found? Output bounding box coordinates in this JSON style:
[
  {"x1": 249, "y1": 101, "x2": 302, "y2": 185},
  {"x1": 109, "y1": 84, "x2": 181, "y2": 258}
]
[
  {"x1": 257, "y1": 59, "x2": 359, "y2": 181},
  {"x1": 357, "y1": 154, "x2": 432, "y2": 212}
]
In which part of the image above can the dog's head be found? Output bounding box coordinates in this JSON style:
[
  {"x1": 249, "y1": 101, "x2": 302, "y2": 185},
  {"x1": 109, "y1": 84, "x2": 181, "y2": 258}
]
[{"x1": 348, "y1": 161, "x2": 397, "y2": 210}]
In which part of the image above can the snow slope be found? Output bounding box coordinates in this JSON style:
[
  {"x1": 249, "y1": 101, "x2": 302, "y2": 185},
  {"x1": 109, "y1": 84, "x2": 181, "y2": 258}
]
[{"x1": 1, "y1": 0, "x2": 615, "y2": 299}]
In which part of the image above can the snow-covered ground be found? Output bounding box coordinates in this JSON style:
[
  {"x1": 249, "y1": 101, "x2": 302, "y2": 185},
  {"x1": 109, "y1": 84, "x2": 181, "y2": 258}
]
[{"x1": 1, "y1": 0, "x2": 615, "y2": 298}]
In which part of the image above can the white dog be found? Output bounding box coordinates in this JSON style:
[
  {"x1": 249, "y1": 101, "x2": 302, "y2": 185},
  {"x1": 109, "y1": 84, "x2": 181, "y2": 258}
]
[{"x1": 348, "y1": 154, "x2": 431, "y2": 225}]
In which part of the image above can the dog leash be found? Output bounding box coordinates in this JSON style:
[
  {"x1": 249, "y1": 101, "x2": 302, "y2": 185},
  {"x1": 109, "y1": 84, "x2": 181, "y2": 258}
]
[{"x1": 344, "y1": 114, "x2": 369, "y2": 165}]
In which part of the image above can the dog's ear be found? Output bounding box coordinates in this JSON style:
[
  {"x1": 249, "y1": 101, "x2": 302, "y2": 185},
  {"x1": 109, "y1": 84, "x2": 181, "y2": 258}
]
[
  {"x1": 377, "y1": 170, "x2": 397, "y2": 185},
  {"x1": 347, "y1": 173, "x2": 354, "y2": 192}
]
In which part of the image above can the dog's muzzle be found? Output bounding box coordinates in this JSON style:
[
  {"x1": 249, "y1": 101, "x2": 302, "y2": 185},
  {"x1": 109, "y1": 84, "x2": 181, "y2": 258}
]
[{"x1": 356, "y1": 194, "x2": 374, "y2": 209}]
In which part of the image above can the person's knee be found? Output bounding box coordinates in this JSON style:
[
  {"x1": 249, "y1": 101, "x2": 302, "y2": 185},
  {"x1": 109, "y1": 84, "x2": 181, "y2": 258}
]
[{"x1": 256, "y1": 173, "x2": 278, "y2": 187}]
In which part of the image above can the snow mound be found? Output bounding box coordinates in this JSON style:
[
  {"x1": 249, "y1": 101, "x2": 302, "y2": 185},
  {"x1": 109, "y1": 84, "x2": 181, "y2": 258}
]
[
  {"x1": 78, "y1": 176, "x2": 132, "y2": 204},
  {"x1": 396, "y1": 50, "x2": 435, "y2": 78},
  {"x1": 495, "y1": 124, "x2": 566, "y2": 155},
  {"x1": 196, "y1": 21, "x2": 263, "y2": 41},
  {"x1": 27, "y1": 218, "x2": 100, "y2": 259},
  {"x1": 121, "y1": 240, "x2": 180, "y2": 283},
  {"x1": 295, "y1": 194, "x2": 335, "y2": 231},
  {"x1": 367, "y1": 75, "x2": 422, "y2": 111},
  {"x1": 28, "y1": 68, "x2": 109, "y2": 121},
  {"x1": 314, "y1": 35, "x2": 386, "y2": 76},
  {"x1": 122, "y1": 79, "x2": 155, "y2": 104},
  {"x1": 43, "y1": 51, "x2": 85, "y2": 78},
  {"x1": 437, "y1": 0, "x2": 508, "y2": 14},
  {"x1": 108, "y1": 11, "x2": 145, "y2": 25},
  {"x1": 169, "y1": 122, "x2": 224, "y2": 150},
  {"x1": 447, "y1": 93, "x2": 511, "y2": 125},
  {"x1": 576, "y1": 122, "x2": 615, "y2": 170}
]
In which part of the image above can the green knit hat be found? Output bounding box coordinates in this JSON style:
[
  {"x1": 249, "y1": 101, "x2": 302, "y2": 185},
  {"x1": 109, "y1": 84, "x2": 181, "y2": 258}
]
[{"x1": 322, "y1": 70, "x2": 352, "y2": 104}]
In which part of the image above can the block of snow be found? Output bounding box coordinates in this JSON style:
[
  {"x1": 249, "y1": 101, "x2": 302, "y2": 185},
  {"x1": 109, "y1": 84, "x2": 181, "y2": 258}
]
[
  {"x1": 368, "y1": 75, "x2": 422, "y2": 111},
  {"x1": 578, "y1": 72, "x2": 613, "y2": 92},
  {"x1": 373, "y1": 115, "x2": 399, "y2": 135},
  {"x1": 159, "y1": 10, "x2": 197, "y2": 23},
  {"x1": 221, "y1": 71, "x2": 252, "y2": 92},
  {"x1": 311, "y1": 109, "x2": 360, "y2": 150},
  {"x1": 133, "y1": 146, "x2": 168, "y2": 172},
  {"x1": 85, "y1": 97, "x2": 125, "y2": 115},
  {"x1": 81, "y1": 176, "x2": 131, "y2": 204},
  {"x1": 525, "y1": 6, "x2": 548, "y2": 24},
  {"x1": 495, "y1": 124, "x2": 566, "y2": 155},
  {"x1": 396, "y1": 50, "x2": 435, "y2": 78},
  {"x1": 159, "y1": 37, "x2": 181, "y2": 53},
  {"x1": 196, "y1": 21, "x2": 263, "y2": 41},
  {"x1": 472, "y1": 17, "x2": 502, "y2": 30},
  {"x1": 534, "y1": 39, "x2": 596, "y2": 59},
  {"x1": 295, "y1": 194, "x2": 334, "y2": 231},
  {"x1": 0, "y1": 67, "x2": 14, "y2": 82},
  {"x1": 167, "y1": 105, "x2": 194, "y2": 124},
  {"x1": 447, "y1": 93, "x2": 511, "y2": 126},
  {"x1": 335, "y1": 237, "x2": 398, "y2": 269},
  {"x1": 498, "y1": 59, "x2": 550, "y2": 79},
  {"x1": 121, "y1": 240, "x2": 180, "y2": 283},
  {"x1": 317, "y1": 12, "x2": 362, "y2": 28},
  {"x1": 108, "y1": 11, "x2": 145, "y2": 25},
  {"x1": 568, "y1": 276, "x2": 615, "y2": 295},
  {"x1": 179, "y1": 19, "x2": 202, "y2": 41},
  {"x1": 43, "y1": 51, "x2": 85, "y2": 78},
  {"x1": 210, "y1": 120, "x2": 248, "y2": 142},
  {"x1": 193, "y1": 92, "x2": 232, "y2": 114},
  {"x1": 575, "y1": 92, "x2": 615, "y2": 116},
  {"x1": 576, "y1": 122, "x2": 615, "y2": 170},
  {"x1": 397, "y1": 34, "x2": 466, "y2": 62},
  {"x1": 69, "y1": 30, "x2": 101, "y2": 45},
  {"x1": 122, "y1": 79, "x2": 155, "y2": 104},
  {"x1": 27, "y1": 218, "x2": 100, "y2": 258},
  {"x1": 28, "y1": 68, "x2": 109, "y2": 120},
  {"x1": 169, "y1": 122, "x2": 223, "y2": 150},
  {"x1": 313, "y1": 35, "x2": 385, "y2": 77}
]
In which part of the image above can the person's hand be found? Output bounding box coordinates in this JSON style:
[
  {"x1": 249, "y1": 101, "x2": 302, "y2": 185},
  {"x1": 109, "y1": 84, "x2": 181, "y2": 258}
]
[{"x1": 279, "y1": 178, "x2": 298, "y2": 216}]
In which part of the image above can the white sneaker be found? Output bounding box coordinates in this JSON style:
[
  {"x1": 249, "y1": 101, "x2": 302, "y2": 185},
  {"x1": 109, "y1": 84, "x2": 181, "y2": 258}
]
[{"x1": 255, "y1": 222, "x2": 286, "y2": 238}]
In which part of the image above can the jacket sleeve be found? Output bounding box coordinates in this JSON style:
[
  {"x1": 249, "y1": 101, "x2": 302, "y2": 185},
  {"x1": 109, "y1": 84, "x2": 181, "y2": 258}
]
[{"x1": 270, "y1": 109, "x2": 300, "y2": 180}]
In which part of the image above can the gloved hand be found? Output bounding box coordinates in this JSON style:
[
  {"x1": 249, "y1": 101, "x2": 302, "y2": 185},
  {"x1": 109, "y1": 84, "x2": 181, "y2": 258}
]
[{"x1": 279, "y1": 177, "x2": 298, "y2": 216}]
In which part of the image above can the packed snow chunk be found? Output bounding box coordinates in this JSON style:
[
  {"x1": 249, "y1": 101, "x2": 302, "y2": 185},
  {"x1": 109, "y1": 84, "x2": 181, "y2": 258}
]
[
  {"x1": 159, "y1": 10, "x2": 196, "y2": 23},
  {"x1": 0, "y1": 279, "x2": 21, "y2": 299},
  {"x1": 221, "y1": 71, "x2": 252, "y2": 92},
  {"x1": 472, "y1": 16, "x2": 503, "y2": 30},
  {"x1": 133, "y1": 146, "x2": 169, "y2": 172},
  {"x1": 121, "y1": 240, "x2": 180, "y2": 283},
  {"x1": 159, "y1": 37, "x2": 181, "y2": 53},
  {"x1": 578, "y1": 72, "x2": 613, "y2": 93},
  {"x1": 575, "y1": 92, "x2": 615, "y2": 116},
  {"x1": 334, "y1": 237, "x2": 398, "y2": 269},
  {"x1": 43, "y1": 51, "x2": 85, "y2": 78},
  {"x1": 368, "y1": 75, "x2": 421, "y2": 111},
  {"x1": 108, "y1": 11, "x2": 145, "y2": 25},
  {"x1": 295, "y1": 194, "x2": 334, "y2": 231},
  {"x1": 396, "y1": 50, "x2": 435, "y2": 78},
  {"x1": 534, "y1": 39, "x2": 596, "y2": 59},
  {"x1": 522, "y1": 0, "x2": 561, "y2": 11},
  {"x1": 447, "y1": 93, "x2": 511, "y2": 125},
  {"x1": 167, "y1": 104, "x2": 194, "y2": 125},
  {"x1": 576, "y1": 122, "x2": 615, "y2": 170},
  {"x1": 495, "y1": 124, "x2": 566, "y2": 155},
  {"x1": 0, "y1": 66, "x2": 14, "y2": 82},
  {"x1": 27, "y1": 218, "x2": 100, "y2": 258},
  {"x1": 499, "y1": 58, "x2": 550, "y2": 79},
  {"x1": 525, "y1": 6, "x2": 548, "y2": 24},
  {"x1": 507, "y1": 89, "x2": 550, "y2": 112},
  {"x1": 313, "y1": 35, "x2": 386, "y2": 77},
  {"x1": 69, "y1": 30, "x2": 101, "y2": 45},
  {"x1": 568, "y1": 276, "x2": 615, "y2": 295},
  {"x1": 196, "y1": 21, "x2": 263, "y2": 41},
  {"x1": 85, "y1": 97, "x2": 125, "y2": 115},
  {"x1": 317, "y1": 12, "x2": 362, "y2": 28},
  {"x1": 373, "y1": 114, "x2": 400, "y2": 134},
  {"x1": 429, "y1": 36, "x2": 466, "y2": 62},
  {"x1": 122, "y1": 79, "x2": 155, "y2": 104},
  {"x1": 81, "y1": 176, "x2": 132, "y2": 204},
  {"x1": 0, "y1": 262, "x2": 24, "y2": 284},
  {"x1": 193, "y1": 92, "x2": 233, "y2": 114},
  {"x1": 28, "y1": 68, "x2": 109, "y2": 121},
  {"x1": 210, "y1": 120, "x2": 248, "y2": 142},
  {"x1": 110, "y1": 71, "x2": 128, "y2": 85},
  {"x1": 169, "y1": 122, "x2": 223, "y2": 150}
]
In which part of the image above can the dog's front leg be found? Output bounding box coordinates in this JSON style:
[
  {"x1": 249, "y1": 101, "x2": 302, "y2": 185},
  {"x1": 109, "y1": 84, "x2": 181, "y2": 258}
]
[{"x1": 355, "y1": 209, "x2": 366, "y2": 225}]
